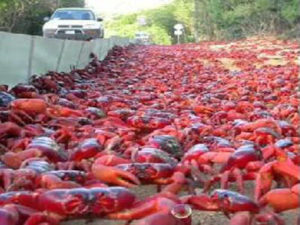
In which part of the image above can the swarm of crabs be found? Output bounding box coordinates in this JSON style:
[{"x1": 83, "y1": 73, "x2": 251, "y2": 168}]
[{"x1": 0, "y1": 38, "x2": 299, "y2": 225}]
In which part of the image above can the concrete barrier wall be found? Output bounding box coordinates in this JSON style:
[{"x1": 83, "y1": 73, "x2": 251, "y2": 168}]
[{"x1": 0, "y1": 32, "x2": 130, "y2": 87}]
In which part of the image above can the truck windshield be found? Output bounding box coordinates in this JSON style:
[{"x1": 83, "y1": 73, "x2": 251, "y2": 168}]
[{"x1": 51, "y1": 10, "x2": 95, "y2": 20}]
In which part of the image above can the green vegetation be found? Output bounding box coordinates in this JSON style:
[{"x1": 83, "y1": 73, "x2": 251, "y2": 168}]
[
  {"x1": 107, "y1": 0, "x2": 300, "y2": 44},
  {"x1": 194, "y1": 0, "x2": 300, "y2": 40},
  {"x1": 59, "y1": 0, "x2": 85, "y2": 8}
]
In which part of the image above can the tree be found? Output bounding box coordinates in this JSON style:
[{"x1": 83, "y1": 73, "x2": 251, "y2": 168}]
[
  {"x1": 194, "y1": 0, "x2": 201, "y2": 41},
  {"x1": 0, "y1": 0, "x2": 41, "y2": 32},
  {"x1": 0, "y1": 0, "x2": 55, "y2": 34},
  {"x1": 14, "y1": 0, "x2": 54, "y2": 35}
]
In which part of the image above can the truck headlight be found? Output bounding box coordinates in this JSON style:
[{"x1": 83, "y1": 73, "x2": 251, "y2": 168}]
[
  {"x1": 43, "y1": 29, "x2": 57, "y2": 36},
  {"x1": 85, "y1": 30, "x2": 99, "y2": 36},
  {"x1": 84, "y1": 24, "x2": 98, "y2": 29}
]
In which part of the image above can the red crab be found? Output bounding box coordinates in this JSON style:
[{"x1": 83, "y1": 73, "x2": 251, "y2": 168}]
[
  {"x1": 183, "y1": 189, "x2": 260, "y2": 216},
  {"x1": 0, "y1": 203, "x2": 59, "y2": 225},
  {"x1": 69, "y1": 138, "x2": 103, "y2": 161},
  {"x1": 8, "y1": 98, "x2": 48, "y2": 125},
  {"x1": 0, "y1": 187, "x2": 136, "y2": 222},
  {"x1": 255, "y1": 157, "x2": 300, "y2": 201},
  {"x1": 1, "y1": 136, "x2": 67, "y2": 169},
  {"x1": 108, "y1": 191, "x2": 191, "y2": 225},
  {"x1": 132, "y1": 147, "x2": 178, "y2": 165},
  {"x1": 206, "y1": 144, "x2": 263, "y2": 193}
]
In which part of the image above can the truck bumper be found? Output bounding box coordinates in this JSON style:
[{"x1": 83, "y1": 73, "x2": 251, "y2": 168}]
[{"x1": 44, "y1": 29, "x2": 103, "y2": 40}]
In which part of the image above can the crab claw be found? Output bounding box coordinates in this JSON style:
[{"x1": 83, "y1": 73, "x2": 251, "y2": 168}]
[
  {"x1": 210, "y1": 189, "x2": 259, "y2": 214},
  {"x1": 230, "y1": 212, "x2": 285, "y2": 225},
  {"x1": 0, "y1": 122, "x2": 22, "y2": 139},
  {"x1": 181, "y1": 194, "x2": 219, "y2": 211},
  {"x1": 229, "y1": 212, "x2": 251, "y2": 225},
  {"x1": 92, "y1": 163, "x2": 140, "y2": 188},
  {"x1": 134, "y1": 212, "x2": 181, "y2": 225},
  {"x1": 1, "y1": 149, "x2": 42, "y2": 169},
  {"x1": 108, "y1": 194, "x2": 181, "y2": 221},
  {"x1": 255, "y1": 212, "x2": 285, "y2": 225},
  {"x1": 162, "y1": 172, "x2": 187, "y2": 195},
  {"x1": 9, "y1": 98, "x2": 47, "y2": 115},
  {"x1": 94, "y1": 155, "x2": 131, "y2": 166},
  {"x1": 134, "y1": 204, "x2": 192, "y2": 225},
  {"x1": 259, "y1": 184, "x2": 300, "y2": 213},
  {"x1": 255, "y1": 159, "x2": 300, "y2": 201}
]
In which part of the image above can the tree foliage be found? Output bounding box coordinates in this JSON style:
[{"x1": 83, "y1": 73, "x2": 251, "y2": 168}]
[
  {"x1": 0, "y1": 0, "x2": 84, "y2": 34},
  {"x1": 0, "y1": 0, "x2": 44, "y2": 32},
  {"x1": 194, "y1": 0, "x2": 300, "y2": 40},
  {"x1": 58, "y1": 0, "x2": 84, "y2": 8}
]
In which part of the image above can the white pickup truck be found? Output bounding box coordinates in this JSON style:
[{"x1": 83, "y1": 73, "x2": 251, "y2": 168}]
[{"x1": 43, "y1": 8, "x2": 104, "y2": 40}]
